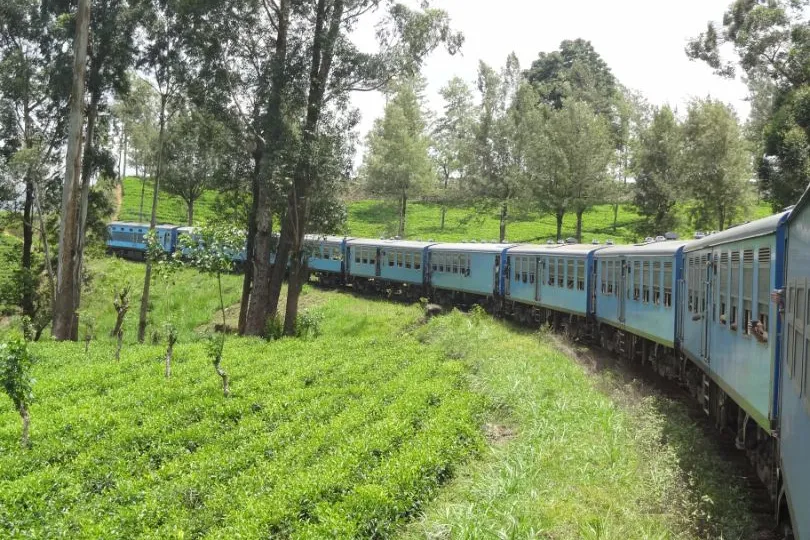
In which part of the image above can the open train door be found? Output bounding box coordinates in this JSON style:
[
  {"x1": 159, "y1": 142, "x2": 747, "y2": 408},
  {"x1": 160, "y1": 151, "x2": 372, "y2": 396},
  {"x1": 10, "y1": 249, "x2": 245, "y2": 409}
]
[
  {"x1": 701, "y1": 252, "x2": 713, "y2": 363},
  {"x1": 618, "y1": 258, "x2": 627, "y2": 323}
]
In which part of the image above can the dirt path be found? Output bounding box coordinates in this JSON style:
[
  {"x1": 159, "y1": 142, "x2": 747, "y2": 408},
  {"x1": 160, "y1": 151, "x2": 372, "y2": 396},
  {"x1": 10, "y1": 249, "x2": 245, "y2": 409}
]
[{"x1": 112, "y1": 182, "x2": 123, "y2": 221}]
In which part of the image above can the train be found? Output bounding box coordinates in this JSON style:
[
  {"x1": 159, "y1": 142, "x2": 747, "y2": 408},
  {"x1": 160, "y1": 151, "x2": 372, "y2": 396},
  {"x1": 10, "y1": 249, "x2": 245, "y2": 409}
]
[{"x1": 107, "y1": 197, "x2": 810, "y2": 538}]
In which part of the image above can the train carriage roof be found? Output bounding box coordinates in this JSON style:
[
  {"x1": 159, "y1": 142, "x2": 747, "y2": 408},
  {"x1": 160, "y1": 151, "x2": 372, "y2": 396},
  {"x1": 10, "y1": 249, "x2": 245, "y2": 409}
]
[
  {"x1": 428, "y1": 242, "x2": 516, "y2": 253},
  {"x1": 304, "y1": 234, "x2": 352, "y2": 244},
  {"x1": 347, "y1": 238, "x2": 434, "y2": 250},
  {"x1": 595, "y1": 241, "x2": 689, "y2": 258},
  {"x1": 108, "y1": 221, "x2": 178, "y2": 230},
  {"x1": 683, "y1": 211, "x2": 791, "y2": 252},
  {"x1": 509, "y1": 243, "x2": 607, "y2": 256}
]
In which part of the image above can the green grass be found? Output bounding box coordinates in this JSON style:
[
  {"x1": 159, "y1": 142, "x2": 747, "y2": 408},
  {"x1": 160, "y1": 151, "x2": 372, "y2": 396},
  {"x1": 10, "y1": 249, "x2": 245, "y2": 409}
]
[
  {"x1": 0, "y1": 256, "x2": 758, "y2": 538},
  {"x1": 117, "y1": 178, "x2": 774, "y2": 244},
  {"x1": 402, "y1": 313, "x2": 757, "y2": 538},
  {"x1": 118, "y1": 176, "x2": 219, "y2": 225}
]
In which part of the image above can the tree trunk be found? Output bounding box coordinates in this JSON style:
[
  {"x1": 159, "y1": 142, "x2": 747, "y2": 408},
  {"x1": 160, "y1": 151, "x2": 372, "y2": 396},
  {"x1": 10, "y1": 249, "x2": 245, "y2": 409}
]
[
  {"x1": 121, "y1": 133, "x2": 127, "y2": 195},
  {"x1": 72, "y1": 92, "x2": 101, "y2": 341},
  {"x1": 243, "y1": 0, "x2": 289, "y2": 335},
  {"x1": 216, "y1": 275, "x2": 230, "y2": 397},
  {"x1": 719, "y1": 206, "x2": 726, "y2": 231},
  {"x1": 187, "y1": 200, "x2": 194, "y2": 226},
  {"x1": 115, "y1": 330, "x2": 123, "y2": 361},
  {"x1": 238, "y1": 154, "x2": 261, "y2": 335},
  {"x1": 267, "y1": 224, "x2": 291, "y2": 319},
  {"x1": 138, "y1": 93, "x2": 168, "y2": 343},
  {"x1": 555, "y1": 211, "x2": 564, "y2": 241},
  {"x1": 282, "y1": 0, "x2": 344, "y2": 337},
  {"x1": 139, "y1": 174, "x2": 146, "y2": 222},
  {"x1": 19, "y1": 403, "x2": 30, "y2": 449},
  {"x1": 398, "y1": 190, "x2": 407, "y2": 237},
  {"x1": 243, "y1": 165, "x2": 273, "y2": 336},
  {"x1": 21, "y1": 178, "x2": 34, "y2": 318},
  {"x1": 33, "y1": 180, "x2": 55, "y2": 305},
  {"x1": 52, "y1": 0, "x2": 90, "y2": 341},
  {"x1": 499, "y1": 202, "x2": 508, "y2": 243},
  {"x1": 440, "y1": 207, "x2": 446, "y2": 230},
  {"x1": 613, "y1": 203, "x2": 618, "y2": 232},
  {"x1": 576, "y1": 210, "x2": 584, "y2": 243},
  {"x1": 283, "y1": 256, "x2": 306, "y2": 336}
]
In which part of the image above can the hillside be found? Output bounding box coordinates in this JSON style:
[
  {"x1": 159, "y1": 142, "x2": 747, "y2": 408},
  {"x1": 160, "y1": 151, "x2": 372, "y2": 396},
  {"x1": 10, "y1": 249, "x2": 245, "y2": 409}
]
[
  {"x1": 115, "y1": 177, "x2": 773, "y2": 244},
  {"x1": 0, "y1": 257, "x2": 757, "y2": 538}
]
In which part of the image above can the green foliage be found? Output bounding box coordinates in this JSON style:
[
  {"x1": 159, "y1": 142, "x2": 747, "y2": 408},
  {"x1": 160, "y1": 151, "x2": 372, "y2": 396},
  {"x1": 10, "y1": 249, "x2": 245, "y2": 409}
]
[
  {"x1": 0, "y1": 336, "x2": 35, "y2": 412},
  {"x1": 634, "y1": 105, "x2": 684, "y2": 234},
  {"x1": 174, "y1": 224, "x2": 246, "y2": 278},
  {"x1": 295, "y1": 309, "x2": 323, "y2": 340},
  {"x1": 682, "y1": 98, "x2": 754, "y2": 230},
  {"x1": 0, "y1": 294, "x2": 483, "y2": 537}
]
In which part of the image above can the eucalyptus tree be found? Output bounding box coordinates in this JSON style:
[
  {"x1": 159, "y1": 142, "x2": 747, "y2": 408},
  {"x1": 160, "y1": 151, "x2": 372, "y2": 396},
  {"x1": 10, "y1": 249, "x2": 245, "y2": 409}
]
[
  {"x1": 278, "y1": 0, "x2": 464, "y2": 336},
  {"x1": 681, "y1": 98, "x2": 753, "y2": 231},
  {"x1": 688, "y1": 0, "x2": 810, "y2": 209},
  {"x1": 432, "y1": 76, "x2": 474, "y2": 229},
  {"x1": 163, "y1": 107, "x2": 228, "y2": 225},
  {"x1": 363, "y1": 78, "x2": 434, "y2": 237},
  {"x1": 634, "y1": 105, "x2": 684, "y2": 235},
  {"x1": 136, "y1": 0, "x2": 188, "y2": 343},
  {"x1": 468, "y1": 54, "x2": 525, "y2": 243},
  {"x1": 53, "y1": 0, "x2": 91, "y2": 341},
  {"x1": 0, "y1": 0, "x2": 71, "y2": 320},
  {"x1": 530, "y1": 99, "x2": 614, "y2": 242}
]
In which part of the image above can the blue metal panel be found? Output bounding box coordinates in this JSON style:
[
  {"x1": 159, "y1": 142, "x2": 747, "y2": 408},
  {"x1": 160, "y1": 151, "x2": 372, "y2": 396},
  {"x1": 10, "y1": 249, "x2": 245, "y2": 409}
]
[
  {"x1": 379, "y1": 246, "x2": 428, "y2": 285},
  {"x1": 681, "y1": 218, "x2": 786, "y2": 430},
  {"x1": 430, "y1": 251, "x2": 497, "y2": 296},
  {"x1": 781, "y1": 199, "x2": 810, "y2": 540}
]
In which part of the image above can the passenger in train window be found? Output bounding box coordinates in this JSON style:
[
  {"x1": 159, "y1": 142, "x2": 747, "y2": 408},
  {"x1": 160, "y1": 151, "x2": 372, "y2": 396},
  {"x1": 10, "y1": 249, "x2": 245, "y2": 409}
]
[{"x1": 750, "y1": 320, "x2": 768, "y2": 343}]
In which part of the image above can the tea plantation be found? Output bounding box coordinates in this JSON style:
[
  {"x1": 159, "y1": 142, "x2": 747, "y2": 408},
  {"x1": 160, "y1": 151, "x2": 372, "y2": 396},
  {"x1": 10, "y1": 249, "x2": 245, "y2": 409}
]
[{"x1": 0, "y1": 258, "x2": 759, "y2": 538}]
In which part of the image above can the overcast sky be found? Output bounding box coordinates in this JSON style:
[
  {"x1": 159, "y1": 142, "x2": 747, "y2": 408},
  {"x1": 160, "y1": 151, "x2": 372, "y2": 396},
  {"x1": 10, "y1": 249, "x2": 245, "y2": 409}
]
[{"x1": 349, "y1": 0, "x2": 747, "y2": 165}]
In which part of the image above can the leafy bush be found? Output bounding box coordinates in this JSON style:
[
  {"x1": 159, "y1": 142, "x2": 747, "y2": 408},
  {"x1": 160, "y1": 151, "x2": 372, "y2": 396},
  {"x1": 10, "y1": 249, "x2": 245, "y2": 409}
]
[
  {"x1": 0, "y1": 335, "x2": 35, "y2": 448},
  {"x1": 295, "y1": 310, "x2": 323, "y2": 339}
]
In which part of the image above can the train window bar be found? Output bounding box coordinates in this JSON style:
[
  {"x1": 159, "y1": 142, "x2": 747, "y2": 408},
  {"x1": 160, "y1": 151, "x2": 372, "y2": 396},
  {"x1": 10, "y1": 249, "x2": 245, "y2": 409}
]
[{"x1": 549, "y1": 257, "x2": 556, "y2": 287}]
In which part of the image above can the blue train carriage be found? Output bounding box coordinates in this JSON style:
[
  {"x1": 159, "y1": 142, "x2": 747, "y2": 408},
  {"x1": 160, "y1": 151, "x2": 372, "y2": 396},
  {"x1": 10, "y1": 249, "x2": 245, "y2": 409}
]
[
  {"x1": 680, "y1": 211, "x2": 790, "y2": 500},
  {"x1": 505, "y1": 243, "x2": 602, "y2": 334},
  {"x1": 780, "y1": 188, "x2": 810, "y2": 540},
  {"x1": 428, "y1": 243, "x2": 515, "y2": 308},
  {"x1": 593, "y1": 240, "x2": 687, "y2": 373},
  {"x1": 303, "y1": 235, "x2": 352, "y2": 287},
  {"x1": 106, "y1": 221, "x2": 179, "y2": 260},
  {"x1": 347, "y1": 239, "x2": 435, "y2": 299}
]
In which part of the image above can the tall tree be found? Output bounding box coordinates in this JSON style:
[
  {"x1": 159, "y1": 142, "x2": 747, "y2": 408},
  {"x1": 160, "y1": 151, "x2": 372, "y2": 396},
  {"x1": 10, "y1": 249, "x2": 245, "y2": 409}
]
[
  {"x1": 163, "y1": 107, "x2": 227, "y2": 225},
  {"x1": 526, "y1": 38, "x2": 618, "y2": 119},
  {"x1": 136, "y1": 0, "x2": 185, "y2": 343},
  {"x1": 682, "y1": 98, "x2": 753, "y2": 231},
  {"x1": 0, "y1": 0, "x2": 70, "y2": 321},
  {"x1": 530, "y1": 99, "x2": 614, "y2": 241},
  {"x1": 432, "y1": 76, "x2": 474, "y2": 229},
  {"x1": 633, "y1": 105, "x2": 683, "y2": 234},
  {"x1": 469, "y1": 54, "x2": 524, "y2": 243},
  {"x1": 363, "y1": 78, "x2": 433, "y2": 237},
  {"x1": 687, "y1": 0, "x2": 810, "y2": 209},
  {"x1": 53, "y1": 0, "x2": 91, "y2": 341}
]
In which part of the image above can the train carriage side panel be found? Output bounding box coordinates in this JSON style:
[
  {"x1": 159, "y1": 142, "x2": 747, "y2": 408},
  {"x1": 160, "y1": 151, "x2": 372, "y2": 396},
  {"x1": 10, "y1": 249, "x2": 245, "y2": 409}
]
[
  {"x1": 429, "y1": 244, "x2": 515, "y2": 297},
  {"x1": 305, "y1": 235, "x2": 347, "y2": 275},
  {"x1": 681, "y1": 212, "x2": 789, "y2": 432},
  {"x1": 595, "y1": 243, "x2": 686, "y2": 348},
  {"x1": 781, "y1": 191, "x2": 810, "y2": 540}
]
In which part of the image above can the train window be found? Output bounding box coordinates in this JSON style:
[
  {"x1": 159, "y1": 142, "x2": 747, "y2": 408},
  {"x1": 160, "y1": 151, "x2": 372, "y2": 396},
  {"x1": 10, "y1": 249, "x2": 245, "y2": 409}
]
[
  {"x1": 663, "y1": 262, "x2": 673, "y2": 308},
  {"x1": 567, "y1": 259, "x2": 575, "y2": 290},
  {"x1": 793, "y1": 287, "x2": 804, "y2": 384},
  {"x1": 787, "y1": 286, "x2": 794, "y2": 378},
  {"x1": 653, "y1": 261, "x2": 662, "y2": 305},
  {"x1": 600, "y1": 261, "x2": 607, "y2": 294},
  {"x1": 527, "y1": 258, "x2": 534, "y2": 284},
  {"x1": 557, "y1": 258, "x2": 564, "y2": 287},
  {"x1": 577, "y1": 260, "x2": 585, "y2": 291},
  {"x1": 354, "y1": 249, "x2": 360, "y2": 264},
  {"x1": 405, "y1": 253, "x2": 412, "y2": 269},
  {"x1": 438, "y1": 254, "x2": 445, "y2": 273},
  {"x1": 452, "y1": 254, "x2": 458, "y2": 274},
  {"x1": 414, "y1": 253, "x2": 422, "y2": 271},
  {"x1": 730, "y1": 252, "x2": 740, "y2": 331},
  {"x1": 642, "y1": 261, "x2": 650, "y2": 303},
  {"x1": 634, "y1": 261, "x2": 641, "y2": 302},
  {"x1": 388, "y1": 251, "x2": 395, "y2": 267},
  {"x1": 758, "y1": 248, "x2": 770, "y2": 329},
  {"x1": 549, "y1": 258, "x2": 556, "y2": 286},
  {"x1": 742, "y1": 250, "x2": 754, "y2": 335}
]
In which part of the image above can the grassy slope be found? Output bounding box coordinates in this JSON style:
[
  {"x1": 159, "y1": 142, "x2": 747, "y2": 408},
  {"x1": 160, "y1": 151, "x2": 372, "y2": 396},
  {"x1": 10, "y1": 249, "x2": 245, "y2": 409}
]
[
  {"x1": 116, "y1": 179, "x2": 773, "y2": 244},
  {"x1": 117, "y1": 176, "x2": 219, "y2": 225},
  {"x1": 0, "y1": 258, "x2": 757, "y2": 538}
]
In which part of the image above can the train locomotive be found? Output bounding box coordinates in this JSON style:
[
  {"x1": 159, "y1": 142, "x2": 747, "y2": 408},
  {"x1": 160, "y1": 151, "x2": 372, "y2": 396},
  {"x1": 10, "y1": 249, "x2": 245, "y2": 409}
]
[{"x1": 107, "y1": 205, "x2": 810, "y2": 538}]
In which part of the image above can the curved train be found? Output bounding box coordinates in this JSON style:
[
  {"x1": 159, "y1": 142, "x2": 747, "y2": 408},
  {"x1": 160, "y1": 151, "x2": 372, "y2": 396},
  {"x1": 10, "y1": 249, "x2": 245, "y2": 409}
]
[{"x1": 108, "y1": 193, "x2": 810, "y2": 538}]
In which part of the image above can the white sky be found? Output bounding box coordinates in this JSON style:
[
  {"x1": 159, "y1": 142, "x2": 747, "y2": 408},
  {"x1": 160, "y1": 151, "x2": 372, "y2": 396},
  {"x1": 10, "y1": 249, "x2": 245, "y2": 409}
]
[{"x1": 349, "y1": 0, "x2": 748, "y2": 165}]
